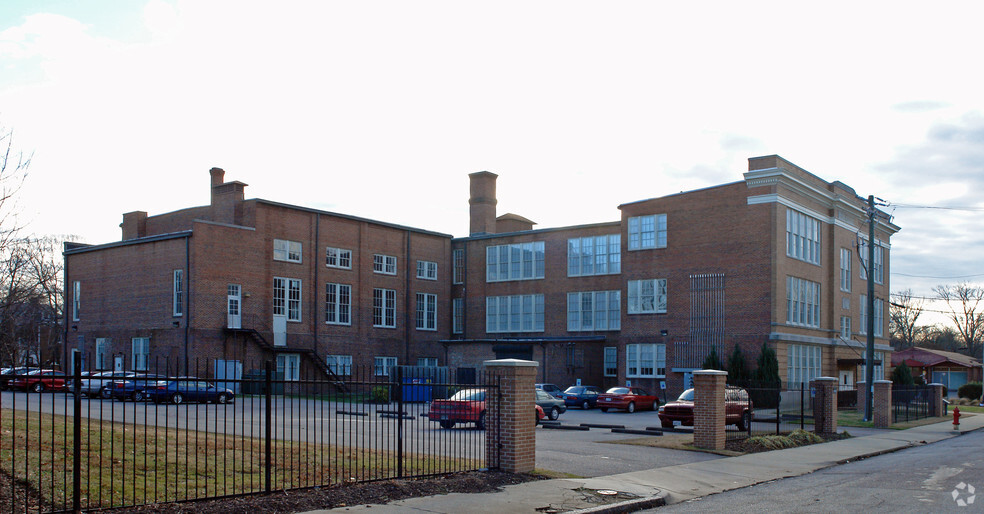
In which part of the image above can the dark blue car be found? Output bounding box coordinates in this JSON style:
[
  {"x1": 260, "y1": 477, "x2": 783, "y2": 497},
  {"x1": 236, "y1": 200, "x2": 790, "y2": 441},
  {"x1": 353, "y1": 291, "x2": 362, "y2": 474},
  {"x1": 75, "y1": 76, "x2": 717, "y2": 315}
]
[
  {"x1": 110, "y1": 373, "x2": 166, "y2": 401},
  {"x1": 561, "y1": 385, "x2": 602, "y2": 409},
  {"x1": 145, "y1": 380, "x2": 235, "y2": 404}
]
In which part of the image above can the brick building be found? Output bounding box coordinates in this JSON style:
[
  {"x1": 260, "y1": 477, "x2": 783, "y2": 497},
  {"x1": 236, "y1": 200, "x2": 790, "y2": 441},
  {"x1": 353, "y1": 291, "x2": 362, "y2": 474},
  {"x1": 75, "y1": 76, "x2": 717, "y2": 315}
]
[{"x1": 64, "y1": 155, "x2": 897, "y2": 397}]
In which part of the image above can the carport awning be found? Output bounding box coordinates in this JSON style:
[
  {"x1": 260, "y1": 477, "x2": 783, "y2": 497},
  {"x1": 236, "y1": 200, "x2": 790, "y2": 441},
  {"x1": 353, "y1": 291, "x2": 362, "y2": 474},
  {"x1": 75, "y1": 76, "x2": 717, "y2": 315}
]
[{"x1": 837, "y1": 358, "x2": 882, "y2": 366}]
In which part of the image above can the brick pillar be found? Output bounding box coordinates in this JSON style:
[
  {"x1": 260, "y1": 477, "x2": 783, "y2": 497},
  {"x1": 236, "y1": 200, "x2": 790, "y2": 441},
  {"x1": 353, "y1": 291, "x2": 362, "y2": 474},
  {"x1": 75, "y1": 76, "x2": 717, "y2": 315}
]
[
  {"x1": 928, "y1": 383, "x2": 946, "y2": 417},
  {"x1": 484, "y1": 359, "x2": 538, "y2": 473},
  {"x1": 810, "y1": 377, "x2": 838, "y2": 435},
  {"x1": 856, "y1": 381, "x2": 867, "y2": 413},
  {"x1": 693, "y1": 370, "x2": 727, "y2": 450},
  {"x1": 873, "y1": 380, "x2": 892, "y2": 428}
]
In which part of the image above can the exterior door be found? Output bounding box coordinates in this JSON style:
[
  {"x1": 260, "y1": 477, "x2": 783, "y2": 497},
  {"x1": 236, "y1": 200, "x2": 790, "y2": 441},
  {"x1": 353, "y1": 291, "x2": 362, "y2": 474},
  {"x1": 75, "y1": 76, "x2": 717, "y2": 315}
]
[
  {"x1": 273, "y1": 315, "x2": 287, "y2": 346},
  {"x1": 227, "y1": 284, "x2": 242, "y2": 329},
  {"x1": 839, "y1": 370, "x2": 854, "y2": 390},
  {"x1": 113, "y1": 355, "x2": 124, "y2": 372}
]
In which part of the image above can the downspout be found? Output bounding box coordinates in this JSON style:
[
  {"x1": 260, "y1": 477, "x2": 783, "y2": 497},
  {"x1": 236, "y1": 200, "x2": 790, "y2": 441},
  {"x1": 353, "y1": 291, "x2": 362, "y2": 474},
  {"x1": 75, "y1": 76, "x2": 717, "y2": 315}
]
[
  {"x1": 313, "y1": 214, "x2": 320, "y2": 355},
  {"x1": 184, "y1": 235, "x2": 191, "y2": 376},
  {"x1": 404, "y1": 231, "x2": 412, "y2": 365}
]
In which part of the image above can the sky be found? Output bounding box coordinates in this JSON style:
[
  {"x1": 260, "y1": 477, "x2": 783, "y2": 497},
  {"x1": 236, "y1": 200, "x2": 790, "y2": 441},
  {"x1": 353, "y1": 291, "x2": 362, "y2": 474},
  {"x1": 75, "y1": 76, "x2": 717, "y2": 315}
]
[{"x1": 1, "y1": 1, "x2": 982, "y2": 325}]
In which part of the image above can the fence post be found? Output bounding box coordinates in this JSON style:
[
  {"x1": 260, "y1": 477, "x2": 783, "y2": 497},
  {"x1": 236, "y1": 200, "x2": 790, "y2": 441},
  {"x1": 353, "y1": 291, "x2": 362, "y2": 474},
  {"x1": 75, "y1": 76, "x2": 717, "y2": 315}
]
[
  {"x1": 810, "y1": 377, "x2": 838, "y2": 435},
  {"x1": 693, "y1": 370, "x2": 727, "y2": 450},
  {"x1": 928, "y1": 383, "x2": 946, "y2": 417},
  {"x1": 873, "y1": 380, "x2": 892, "y2": 428},
  {"x1": 775, "y1": 385, "x2": 780, "y2": 435},
  {"x1": 396, "y1": 366, "x2": 404, "y2": 479},
  {"x1": 483, "y1": 359, "x2": 538, "y2": 473},
  {"x1": 800, "y1": 383, "x2": 805, "y2": 431},
  {"x1": 265, "y1": 360, "x2": 273, "y2": 493},
  {"x1": 72, "y1": 349, "x2": 82, "y2": 513}
]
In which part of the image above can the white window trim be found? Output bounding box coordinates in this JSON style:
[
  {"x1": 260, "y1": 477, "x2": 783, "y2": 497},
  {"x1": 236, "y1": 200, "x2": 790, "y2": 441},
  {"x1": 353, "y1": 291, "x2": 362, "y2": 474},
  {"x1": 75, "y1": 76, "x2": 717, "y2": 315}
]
[
  {"x1": 567, "y1": 290, "x2": 621, "y2": 331},
  {"x1": 375, "y1": 356, "x2": 397, "y2": 376},
  {"x1": 485, "y1": 294, "x2": 545, "y2": 333},
  {"x1": 95, "y1": 338, "x2": 109, "y2": 370},
  {"x1": 859, "y1": 295, "x2": 885, "y2": 337},
  {"x1": 859, "y1": 240, "x2": 885, "y2": 285},
  {"x1": 786, "y1": 210, "x2": 821, "y2": 265},
  {"x1": 416, "y1": 292, "x2": 438, "y2": 331},
  {"x1": 627, "y1": 214, "x2": 667, "y2": 251},
  {"x1": 373, "y1": 288, "x2": 397, "y2": 328},
  {"x1": 603, "y1": 346, "x2": 617, "y2": 377},
  {"x1": 787, "y1": 344, "x2": 822, "y2": 390},
  {"x1": 452, "y1": 249, "x2": 465, "y2": 284},
  {"x1": 274, "y1": 239, "x2": 303, "y2": 263},
  {"x1": 567, "y1": 234, "x2": 622, "y2": 277},
  {"x1": 485, "y1": 242, "x2": 546, "y2": 282},
  {"x1": 72, "y1": 281, "x2": 80, "y2": 322},
  {"x1": 277, "y1": 353, "x2": 301, "y2": 381},
  {"x1": 418, "y1": 357, "x2": 439, "y2": 367},
  {"x1": 326, "y1": 246, "x2": 352, "y2": 269},
  {"x1": 325, "y1": 283, "x2": 352, "y2": 326},
  {"x1": 274, "y1": 277, "x2": 302, "y2": 322},
  {"x1": 625, "y1": 343, "x2": 666, "y2": 378},
  {"x1": 840, "y1": 316, "x2": 852, "y2": 340},
  {"x1": 326, "y1": 354, "x2": 353, "y2": 376},
  {"x1": 132, "y1": 337, "x2": 150, "y2": 371},
  {"x1": 840, "y1": 248, "x2": 852, "y2": 292},
  {"x1": 452, "y1": 298, "x2": 464, "y2": 334},
  {"x1": 786, "y1": 277, "x2": 820, "y2": 328},
  {"x1": 627, "y1": 279, "x2": 667, "y2": 314},
  {"x1": 416, "y1": 260, "x2": 438, "y2": 280},
  {"x1": 173, "y1": 269, "x2": 184, "y2": 317},
  {"x1": 373, "y1": 254, "x2": 398, "y2": 275}
]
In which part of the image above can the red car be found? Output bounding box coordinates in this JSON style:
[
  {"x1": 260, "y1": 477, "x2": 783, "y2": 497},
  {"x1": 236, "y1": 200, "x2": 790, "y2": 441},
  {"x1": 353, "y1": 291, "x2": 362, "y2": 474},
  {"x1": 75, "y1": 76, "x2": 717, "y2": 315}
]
[
  {"x1": 535, "y1": 404, "x2": 545, "y2": 425},
  {"x1": 658, "y1": 387, "x2": 753, "y2": 430},
  {"x1": 428, "y1": 389, "x2": 487, "y2": 429},
  {"x1": 597, "y1": 387, "x2": 659, "y2": 413},
  {"x1": 10, "y1": 369, "x2": 68, "y2": 392}
]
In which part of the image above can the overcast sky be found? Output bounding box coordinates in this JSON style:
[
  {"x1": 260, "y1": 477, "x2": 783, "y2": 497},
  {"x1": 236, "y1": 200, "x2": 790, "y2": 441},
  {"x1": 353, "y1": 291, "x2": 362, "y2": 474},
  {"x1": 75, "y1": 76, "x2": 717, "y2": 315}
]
[{"x1": 1, "y1": 1, "x2": 982, "y2": 323}]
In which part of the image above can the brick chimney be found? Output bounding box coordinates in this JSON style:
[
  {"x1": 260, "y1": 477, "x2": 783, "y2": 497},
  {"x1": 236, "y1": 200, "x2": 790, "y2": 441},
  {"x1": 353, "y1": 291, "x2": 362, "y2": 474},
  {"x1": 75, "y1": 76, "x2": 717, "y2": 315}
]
[
  {"x1": 209, "y1": 167, "x2": 247, "y2": 225},
  {"x1": 121, "y1": 211, "x2": 148, "y2": 240},
  {"x1": 210, "y1": 167, "x2": 225, "y2": 205},
  {"x1": 469, "y1": 171, "x2": 497, "y2": 236}
]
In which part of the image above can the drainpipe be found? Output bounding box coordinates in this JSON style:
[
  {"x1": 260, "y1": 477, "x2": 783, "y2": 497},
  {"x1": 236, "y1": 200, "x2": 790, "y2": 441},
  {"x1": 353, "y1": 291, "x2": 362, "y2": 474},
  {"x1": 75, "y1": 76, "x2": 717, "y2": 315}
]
[
  {"x1": 404, "y1": 231, "x2": 412, "y2": 365},
  {"x1": 313, "y1": 214, "x2": 320, "y2": 355},
  {"x1": 184, "y1": 236, "x2": 191, "y2": 376}
]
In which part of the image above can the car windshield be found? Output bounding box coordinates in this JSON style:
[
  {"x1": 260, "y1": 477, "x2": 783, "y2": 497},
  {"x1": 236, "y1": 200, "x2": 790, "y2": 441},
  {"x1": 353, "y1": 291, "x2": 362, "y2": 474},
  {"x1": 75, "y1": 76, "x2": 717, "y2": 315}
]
[
  {"x1": 449, "y1": 389, "x2": 484, "y2": 401},
  {"x1": 677, "y1": 389, "x2": 695, "y2": 402},
  {"x1": 606, "y1": 387, "x2": 629, "y2": 394},
  {"x1": 564, "y1": 386, "x2": 583, "y2": 394}
]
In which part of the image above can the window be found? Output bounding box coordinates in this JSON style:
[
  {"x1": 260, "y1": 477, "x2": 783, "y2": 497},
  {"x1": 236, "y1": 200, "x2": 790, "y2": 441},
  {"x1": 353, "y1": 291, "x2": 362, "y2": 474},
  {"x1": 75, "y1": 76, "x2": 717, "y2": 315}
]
[
  {"x1": 452, "y1": 249, "x2": 465, "y2": 284},
  {"x1": 373, "y1": 254, "x2": 397, "y2": 275},
  {"x1": 276, "y1": 354, "x2": 300, "y2": 381},
  {"x1": 373, "y1": 288, "x2": 397, "y2": 328},
  {"x1": 375, "y1": 356, "x2": 397, "y2": 376},
  {"x1": 485, "y1": 242, "x2": 545, "y2": 282},
  {"x1": 626, "y1": 343, "x2": 665, "y2": 378},
  {"x1": 787, "y1": 344, "x2": 821, "y2": 390},
  {"x1": 567, "y1": 291, "x2": 621, "y2": 331},
  {"x1": 859, "y1": 295, "x2": 884, "y2": 337},
  {"x1": 604, "y1": 347, "x2": 617, "y2": 377},
  {"x1": 325, "y1": 283, "x2": 352, "y2": 325},
  {"x1": 786, "y1": 277, "x2": 820, "y2": 327},
  {"x1": 326, "y1": 247, "x2": 352, "y2": 269},
  {"x1": 786, "y1": 210, "x2": 821, "y2": 264},
  {"x1": 72, "y1": 281, "x2": 80, "y2": 322},
  {"x1": 627, "y1": 279, "x2": 667, "y2": 314},
  {"x1": 274, "y1": 239, "x2": 302, "y2": 263},
  {"x1": 486, "y1": 294, "x2": 545, "y2": 333},
  {"x1": 568, "y1": 235, "x2": 621, "y2": 276},
  {"x1": 840, "y1": 248, "x2": 852, "y2": 291},
  {"x1": 132, "y1": 337, "x2": 150, "y2": 371},
  {"x1": 627, "y1": 214, "x2": 667, "y2": 250},
  {"x1": 274, "y1": 277, "x2": 302, "y2": 322},
  {"x1": 857, "y1": 351, "x2": 885, "y2": 383},
  {"x1": 416, "y1": 293, "x2": 437, "y2": 331},
  {"x1": 418, "y1": 357, "x2": 438, "y2": 367},
  {"x1": 326, "y1": 354, "x2": 352, "y2": 376},
  {"x1": 859, "y1": 240, "x2": 885, "y2": 284},
  {"x1": 173, "y1": 269, "x2": 184, "y2": 316},
  {"x1": 452, "y1": 298, "x2": 464, "y2": 334},
  {"x1": 416, "y1": 260, "x2": 438, "y2": 280},
  {"x1": 95, "y1": 338, "x2": 109, "y2": 370},
  {"x1": 840, "y1": 316, "x2": 852, "y2": 339}
]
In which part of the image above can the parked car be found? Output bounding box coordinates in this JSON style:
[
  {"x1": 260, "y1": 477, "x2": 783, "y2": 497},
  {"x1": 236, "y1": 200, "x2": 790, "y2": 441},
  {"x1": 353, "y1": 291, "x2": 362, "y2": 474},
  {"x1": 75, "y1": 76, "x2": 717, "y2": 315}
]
[
  {"x1": 10, "y1": 369, "x2": 68, "y2": 392},
  {"x1": 145, "y1": 380, "x2": 235, "y2": 404},
  {"x1": 597, "y1": 386, "x2": 659, "y2": 413},
  {"x1": 658, "y1": 386, "x2": 754, "y2": 430},
  {"x1": 535, "y1": 383, "x2": 564, "y2": 398},
  {"x1": 561, "y1": 385, "x2": 602, "y2": 409},
  {"x1": 427, "y1": 388, "x2": 487, "y2": 429},
  {"x1": 75, "y1": 371, "x2": 136, "y2": 398},
  {"x1": 535, "y1": 404, "x2": 545, "y2": 426},
  {"x1": 535, "y1": 389, "x2": 567, "y2": 420},
  {"x1": 0, "y1": 367, "x2": 36, "y2": 391},
  {"x1": 110, "y1": 373, "x2": 166, "y2": 401}
]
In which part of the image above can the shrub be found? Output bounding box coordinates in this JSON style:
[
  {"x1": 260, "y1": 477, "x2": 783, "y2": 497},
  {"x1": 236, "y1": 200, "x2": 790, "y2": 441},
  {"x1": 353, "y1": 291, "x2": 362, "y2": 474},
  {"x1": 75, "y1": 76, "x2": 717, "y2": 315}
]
[
  {"x1": 370, "y1": 385, "x2": 391, "y2": 403},
  {"x1": 958, "y1": 382, "x2": 982, "y2": 401},
  {"x1": 891, "y1": 362, "x2": 915, "y2": 385},
  {"x1": 727, "y1": 346, "x2": 750, "y2": 384},
  {"x1": 754, "y1": 342, "x2": 780, "y2": 384},
  {"x1": 703, "y1": 346, "x2": 722, "y2": 371}
]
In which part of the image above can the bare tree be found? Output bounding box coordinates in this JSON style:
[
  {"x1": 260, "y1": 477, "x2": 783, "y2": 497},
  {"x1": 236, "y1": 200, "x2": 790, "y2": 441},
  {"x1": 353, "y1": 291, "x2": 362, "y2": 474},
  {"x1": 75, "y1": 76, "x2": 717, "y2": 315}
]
[
  {"x1": 0, "y1": 122, "x2": 31, "y2": 252},
  {"x1": 890, "y1": 289, "x2": 925, "y2": 349},
  {"x1": 0, "y1": 122, "x2": 36, "y2": 365},
  {"x1": 933, "y1": 283, "x2": 984, "y2": 358}
]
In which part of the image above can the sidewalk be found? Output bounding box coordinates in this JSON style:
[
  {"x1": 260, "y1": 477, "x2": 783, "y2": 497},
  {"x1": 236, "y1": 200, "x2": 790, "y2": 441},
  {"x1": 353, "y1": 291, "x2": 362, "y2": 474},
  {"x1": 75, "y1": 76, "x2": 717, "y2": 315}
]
[{"x1": 310, "y1": 414, "x2": 984, "y2": 513}]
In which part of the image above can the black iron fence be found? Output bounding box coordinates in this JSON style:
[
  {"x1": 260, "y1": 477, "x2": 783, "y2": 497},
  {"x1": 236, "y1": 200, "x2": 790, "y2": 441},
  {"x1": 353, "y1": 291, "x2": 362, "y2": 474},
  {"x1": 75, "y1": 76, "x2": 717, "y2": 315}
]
[
  {"x1": 726, "y1": 381, "x2": 810, "y2": 441},
  {"x1": 892, "y1": 384, "x2": 932, "y2": 423},
  {"x1": 0, "y1": 357, "x2": 498, "y2": 513}
]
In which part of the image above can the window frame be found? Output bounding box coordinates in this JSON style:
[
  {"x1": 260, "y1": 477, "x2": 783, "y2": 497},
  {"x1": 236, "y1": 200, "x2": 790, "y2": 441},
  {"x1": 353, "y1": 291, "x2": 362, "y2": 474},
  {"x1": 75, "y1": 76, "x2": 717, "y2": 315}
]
[
  {"x1": 417, "y1": 357, "x2": 438, "y2": 367},
  {"x1": 326, "y1": 354, "x2": 353, "y2": 376},
  {"x1": 173, "y1": 269, "x2": 184, "y2": 317},
  {"x1": 786, "y1": 276, "x2": 820, "y2": 328},
  {"x1": 276, "y1": 353, "x2": 301, "y2": 381},
  {"x1": 274, "y1": 277, "x2": 302, "y2": 322},
  {"x1": 566, "y1": 290, "x2": 621, "y2": 331},
  {"x1": 325, "y1": 282, "x2": 352, "y2": 325},
  {"x1": 415, "y1": 292, "x2": 438, "y2": 331},
  {"x1": 72, "y1": 281, "x2": 80, "y2": 322},
  {"x1": 326, "y1": 246, "x2": 352, "y2": 269},
  {"x1": 373, "y1": 254, "x2": 398, "y2": 275},
  {"x1": 416, "y1": 260, "x2": 438, "y2": 280},
  {"x1": 373, "y1": 288, "x2": 397, "y2": 328},
  {"x1": 132, "y1": 337, "x2": 150, "y2": 371},
  {"x1": 452, "y1": 297, "x2": 464, "y2": 334},
  {"x1": 485, "y1": 242, "x2": 546, "y2": 282},
  {"x1": 627, "y1": 279, "x2": 667, "y2": 314},
  {"x1": 95, "y1": 338, "x2": 109, "y2": 370},
  {"x1": 567, "y1": 234, "x2": 621, "y2": 276},
  {"x1": 627, "y1": 214, "x2": 667, "y2": 250},
  {"x1": 603, "y1": 346, "x2": 617, "y2": 377},
  {"x1": 625, "y1": 343, "x2": 665, "y2": 378},
  {"x1": 787, "y1": 344, "x2": 822, "y2": 390},
  {"x1": 859, "y1": 240, "x2": 885, "y2": 285},
  {"x1": 374, "y1": 356, "x2": 397, "y2": 376},
  {"x1": 786, "y1": 209, "x2": 821, "y2": 265},
  {"x1": 840, "y1": 248, "x2": 852, "y2": 292},
  {"x1": 859, "y1": 295, "x2": 885, "y2": 337},
  {"x1": 485, "y1": 294, "x2": 545, "y2": 333},
  {"x1": 274, "y1": 239, "x2": 303, "y2": 263},
  {"x1": 452, "y1": 249, "x2": 465, "y2": 284}
]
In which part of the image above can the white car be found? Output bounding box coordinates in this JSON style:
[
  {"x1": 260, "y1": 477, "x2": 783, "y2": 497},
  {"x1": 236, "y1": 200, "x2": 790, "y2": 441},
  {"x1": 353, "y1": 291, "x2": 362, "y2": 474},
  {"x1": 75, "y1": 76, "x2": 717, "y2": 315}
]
[{"x1": 75, "y1": 371, "x2": 136, "y2": 399}]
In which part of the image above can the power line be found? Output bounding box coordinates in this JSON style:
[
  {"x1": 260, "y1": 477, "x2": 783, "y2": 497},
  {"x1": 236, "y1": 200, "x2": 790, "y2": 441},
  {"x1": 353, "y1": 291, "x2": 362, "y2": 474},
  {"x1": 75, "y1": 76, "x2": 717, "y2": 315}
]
[
  {"x1": 893, "y1": 272, "x2": 984, "y2": 279},
  {"x1": 890, "y1": 203, "x2": 984, "y2": 212}
]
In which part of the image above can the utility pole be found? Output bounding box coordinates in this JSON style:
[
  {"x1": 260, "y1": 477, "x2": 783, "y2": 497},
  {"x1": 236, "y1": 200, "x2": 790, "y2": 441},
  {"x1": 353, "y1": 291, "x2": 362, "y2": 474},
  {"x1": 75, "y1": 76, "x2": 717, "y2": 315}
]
[{"x1": 864, "y1": 195, "x2": 876, "y2": 422}]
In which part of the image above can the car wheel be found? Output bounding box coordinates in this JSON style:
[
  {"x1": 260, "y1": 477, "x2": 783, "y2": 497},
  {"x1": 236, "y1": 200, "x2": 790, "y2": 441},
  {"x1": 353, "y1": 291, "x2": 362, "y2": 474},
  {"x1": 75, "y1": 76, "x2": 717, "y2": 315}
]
[
  {"x1": 171, "y1": 393, "x2": 183, "y2": 405},
  {"x1": 582, "y1": 400, "x2": 591, "y2": 410},
  {"x1": 600, "y1": 407, "x2": 608, "y2": 413},
  {"x1": 737, "y1": 411, "x2": 751, "y2": 431},
  {"x1": 627, "y1": 402, "x2": 636, "y2": 413},
  {"x1": 31, "y1": 383, "x2": 44, "y2": 393},
  {"x1": 100, "y1": 387, "x2": 113, "y2": 399},
  {"x1": 476, "y1": 411, "x2": 486, "y2": 430},
  {"x1": 134, "y1": 391, "x2": 144, "y2": 402},
  {"x1": 549, "y1": 406, "x2": 560, "y2": 421},
  {"x1": 439, "y1": 420, "x2": 455, "y2": 429},
  {"x1": 217, "y1": 393, "x2": 228, "y2": 404}
]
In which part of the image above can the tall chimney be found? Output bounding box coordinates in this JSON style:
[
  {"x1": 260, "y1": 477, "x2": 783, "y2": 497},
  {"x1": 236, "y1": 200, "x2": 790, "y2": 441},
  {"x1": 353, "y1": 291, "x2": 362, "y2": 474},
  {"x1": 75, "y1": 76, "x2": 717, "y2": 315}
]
[
  {"x1": 210, "y1": 167, "x2": 225, "y2": 205},
  {"x1": 469, "y1": 171, "x2": 497, "y2": 236}
]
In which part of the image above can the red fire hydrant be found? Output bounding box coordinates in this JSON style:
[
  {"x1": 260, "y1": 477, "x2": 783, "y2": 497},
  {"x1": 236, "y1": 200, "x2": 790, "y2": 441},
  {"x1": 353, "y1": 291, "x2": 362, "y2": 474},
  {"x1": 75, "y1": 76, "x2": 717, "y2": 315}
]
[{"x1": 953, "y1": 407, "x2": 961, "y2": 430}]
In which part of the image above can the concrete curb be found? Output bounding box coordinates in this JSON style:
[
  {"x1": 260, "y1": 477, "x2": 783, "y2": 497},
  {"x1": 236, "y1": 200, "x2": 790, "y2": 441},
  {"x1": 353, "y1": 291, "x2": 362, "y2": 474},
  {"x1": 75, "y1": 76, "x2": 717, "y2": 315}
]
[{"x1": 568, "y1": 492, "x2": 667, "y2": 513}]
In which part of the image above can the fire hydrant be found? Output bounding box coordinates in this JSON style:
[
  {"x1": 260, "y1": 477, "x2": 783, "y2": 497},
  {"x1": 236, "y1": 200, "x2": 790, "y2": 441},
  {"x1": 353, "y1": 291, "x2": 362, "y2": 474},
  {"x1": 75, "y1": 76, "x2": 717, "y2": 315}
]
[{"x1": 953, "y1": 407, "x2": 961, "y2": 431}]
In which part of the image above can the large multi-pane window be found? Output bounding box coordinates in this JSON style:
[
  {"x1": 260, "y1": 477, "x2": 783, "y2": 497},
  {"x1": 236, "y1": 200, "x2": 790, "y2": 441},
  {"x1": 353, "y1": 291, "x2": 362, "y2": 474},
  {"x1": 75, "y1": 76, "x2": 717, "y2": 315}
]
[
  {"x1": 786, "y1": 277, "x2": 820, "y2": 327},
  {"x1": 416, "y1": 260, "x2": 438, "y2": 280},
  {"x1": 132, "y1": 337, "x2": 150, "y2": 371},
  {"x1": 486, "y1": 242, "x2": 545, "y2": 282},
  {"x1": 95, "y1": 338, "x2": 108, "y2": 370},
  {"x1": 326, "y1": 354, "x2": 352, "y2": 376},
  {"x1": 603, "y1": 347, "x2": 617, "y2": 377},
  {"x1": 452, "y1": 298, "x2": 464, "y2": 334},
  {"x1": 840, "y1": 316, "x2": 852, "y2": 339},
  {"x1": 418, "y1": 357, "x2": 438, "y2": 367},
  {"x1": 373, "y1": 288, "x2": 397, "y2": 328},
  {"x1": 274, "y1": 239, "x2": 302, "y2": 263},
  {"x1": 416, "y1": 293, "x2": 437, "y2": 331},
  {"x1": 787, "y1": 344, "x2": 821, "y2": 390},
  {"x1": 627, "y1": 279, "x2": 667, "y2": 314},
  {"x1": 325, "y1": 283, "x2": 352, "y2": 325},
  {"x1": 276, "y1": 354, "x2": 300, "y2": 381},
  {"x1": 626, "y1": 343, "x2": 665, "y2": 378},
  {"x1": 173, "y1": 269, "x2": 183, "y2": 316},
  {"x1": 452, "y1": 249, "x2": 465, "y2": 284},
  {"x1": 627, "y1": 214, "x2": 667, "y2": 250},
  {"x1": 373, "y1": 254, "x2": 397, "y2": 275},
  {"x1": 857, "y1": 351, "x2": 885, "y2": 382},
  {"x1": 326, "y1": 247, "x2": 352, "y2": 269},
  {"x1": 840, "y1": 248, "x2": 852, "y2": 291},
  {"x1": 274, "y1": 277, "x2": 302, "y2": 321},
  {"x1": 568, "y1": 235, "x2": 621, "y2": 276},
  {"x1": 375, "y1": 356, "x2": 397, "y2": 376},
  {"x1": 567, "y1": 291, "x2": 621, "y2": 331},
  {"x1": 486, "y1": 294, "x2": 544, "y2": 333},
  {"x1": 859, "y1": 295, "x2": 885, "y2": 337},
  {"x1": 859, "y1": 240, "x2": 885, "y2": 284},
  {"x1": 786, "y1": 209, "x2": 821, "y2": 265}
]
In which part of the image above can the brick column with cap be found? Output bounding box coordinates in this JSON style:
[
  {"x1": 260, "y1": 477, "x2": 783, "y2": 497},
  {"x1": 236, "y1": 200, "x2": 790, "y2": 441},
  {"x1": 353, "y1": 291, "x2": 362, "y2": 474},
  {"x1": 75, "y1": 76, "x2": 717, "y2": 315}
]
[
  {"x1": 856, "y1": 380, "x2": 867, "y2": 414},
  {"x1": 928, "y1": 383, "x2": 946, "y2": 417},
  {"x1": 483, "y1": 359, "x2": 538, "y2": 473},
  {"x1": 693, "y1": 370, "x2": 727, "y2": 450},
  {"x1": 873, "y1": 380, "x2": 893, "y2": 428},
  {"x1": 810, "y1": 377, "x2": 838, "y2": 435}
]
